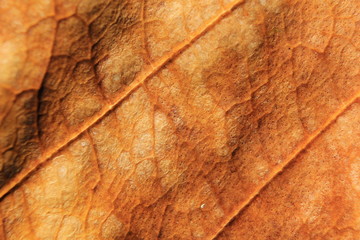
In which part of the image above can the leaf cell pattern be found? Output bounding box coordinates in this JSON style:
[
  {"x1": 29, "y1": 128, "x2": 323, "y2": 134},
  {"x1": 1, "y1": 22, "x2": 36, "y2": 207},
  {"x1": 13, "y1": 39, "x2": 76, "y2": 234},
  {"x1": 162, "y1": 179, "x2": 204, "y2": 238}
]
[{"x1": 0, "y1": 0, "x2": 359, "y2": 239}]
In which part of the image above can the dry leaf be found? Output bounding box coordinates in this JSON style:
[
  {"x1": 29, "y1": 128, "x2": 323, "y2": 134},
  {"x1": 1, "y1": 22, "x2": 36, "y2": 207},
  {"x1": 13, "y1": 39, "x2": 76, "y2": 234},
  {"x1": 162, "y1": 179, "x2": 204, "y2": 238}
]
[
  {"x1": 0, "y1": 0, "x2": 359, "y2": 239},
  {"x1": 216, "y1": 101, "x2": 360, "y2": 239}
]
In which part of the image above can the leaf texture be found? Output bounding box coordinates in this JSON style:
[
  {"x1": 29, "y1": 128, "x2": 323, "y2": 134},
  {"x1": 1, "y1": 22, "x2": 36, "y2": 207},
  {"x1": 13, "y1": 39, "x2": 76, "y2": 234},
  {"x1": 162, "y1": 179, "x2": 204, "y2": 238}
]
[
  {"x1": 216, "y1": 100, "x2": 360, "y2": 239},
  {"x1": 0, "y1": 0, "x2": 359, "y2": 239}
]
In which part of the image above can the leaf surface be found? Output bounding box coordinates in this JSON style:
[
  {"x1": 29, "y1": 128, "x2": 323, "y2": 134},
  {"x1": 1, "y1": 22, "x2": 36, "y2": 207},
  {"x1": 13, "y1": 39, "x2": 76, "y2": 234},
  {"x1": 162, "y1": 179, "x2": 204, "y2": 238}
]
[
  {"x1": 216, "y1": 100, "x2": 360, "y2": 239},
  {"x1": 0, "y1": 0, "x2": 359, "y2": 239}
]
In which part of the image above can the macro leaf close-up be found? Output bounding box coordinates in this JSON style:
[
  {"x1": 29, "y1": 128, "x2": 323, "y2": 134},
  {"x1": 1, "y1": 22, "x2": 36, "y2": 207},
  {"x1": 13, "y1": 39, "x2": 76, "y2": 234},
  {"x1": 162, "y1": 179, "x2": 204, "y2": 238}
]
[{"x1": 0, "y1": 0, "x2": 359, "y2": 239}]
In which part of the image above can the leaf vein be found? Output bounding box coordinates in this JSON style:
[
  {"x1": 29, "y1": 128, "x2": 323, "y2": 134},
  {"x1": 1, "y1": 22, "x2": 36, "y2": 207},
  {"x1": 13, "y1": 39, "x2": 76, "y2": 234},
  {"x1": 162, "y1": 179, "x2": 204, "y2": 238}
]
[{"x1": 0, "y1": 0, "x2": 246, "y2": 199}]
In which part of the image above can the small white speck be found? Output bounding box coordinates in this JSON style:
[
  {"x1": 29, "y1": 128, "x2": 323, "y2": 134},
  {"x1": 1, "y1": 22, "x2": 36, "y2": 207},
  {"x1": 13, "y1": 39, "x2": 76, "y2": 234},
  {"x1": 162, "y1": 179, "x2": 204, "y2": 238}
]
[
  {"x1": 113, "y1": 74, "x2": 121, "y2": 82},
  {"x1": 81, "y1": 141, "x2": 88, "y2": 147},
  {"x1": 58, "y1": 166, "x2": 67, "y2": 177},
  {"x1": 200, "y1": 203, "x2": 205, "y2": 209}
]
